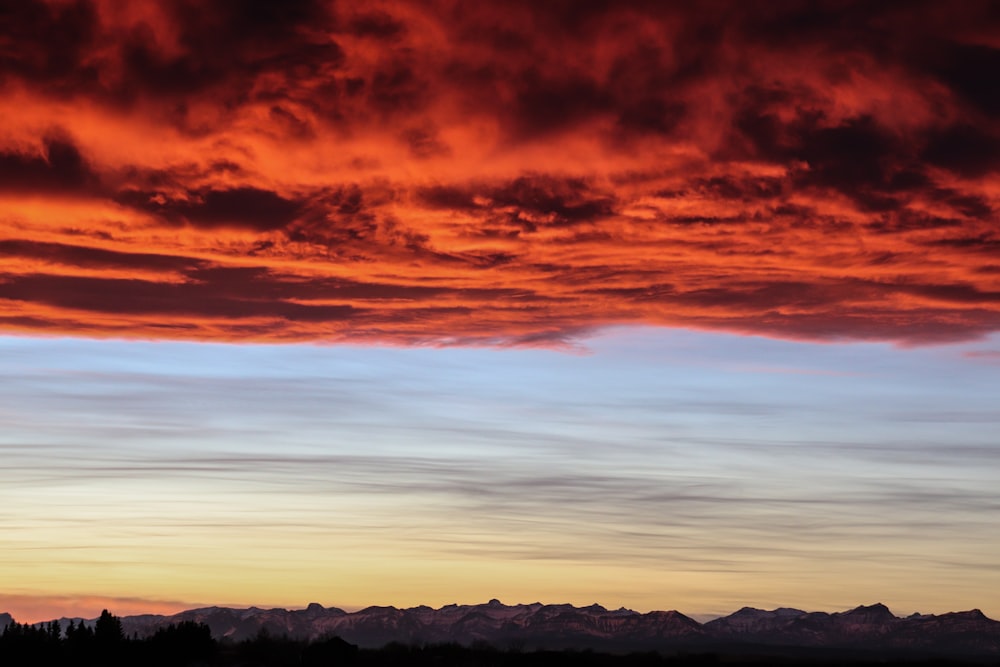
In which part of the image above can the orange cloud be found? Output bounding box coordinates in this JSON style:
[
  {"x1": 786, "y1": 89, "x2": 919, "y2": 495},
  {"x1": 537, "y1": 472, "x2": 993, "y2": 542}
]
[{"x1": 1, "y1": 1, "x2": 998, "y2": 345}]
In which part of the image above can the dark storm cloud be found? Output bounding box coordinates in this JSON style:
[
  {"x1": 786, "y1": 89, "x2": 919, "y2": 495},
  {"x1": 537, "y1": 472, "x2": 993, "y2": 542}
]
[
  {"x1": 0, "y1": 273, "x2": 358, "y2": 322},
  {"x1": 418, "y1": 176, "x2": 617, "y2": 228},
  {"x1": 0, "y1": 136, "x2": 98, "y2": 193},
  {"x1": 0, "y1": 239, "x2": 207, "y2": 273},
  {"x1": 923, "y1": 40, "x2": 1000, "y2": 116},
  {"x1": 922, "y1": 124, "x2": 1000, "y2": 178},
  {"x1": 118, "y1": 187, "x2": 304, "y2": 232},
  {"x1": 0, "y1": 0, "x2": 100, "y2": 89}
]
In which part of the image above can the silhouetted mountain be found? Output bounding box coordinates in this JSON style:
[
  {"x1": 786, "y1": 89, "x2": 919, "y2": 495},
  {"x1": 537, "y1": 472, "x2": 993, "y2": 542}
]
[
  {"x1": 113, "y1": 600, "x2": 701, "y2": 650},
  {"x1": 0, "y1": 613, "x2": 12, "y2": 630},
  {"x1": 4, "y1": 601, "x2": 1000, "y2": 657},
  {"x1": 707, "y1": 603, "x2": 1000, "y2": 655},
  {"x1": 703, "y1": 606, "x2": 807, "y2": 636}
]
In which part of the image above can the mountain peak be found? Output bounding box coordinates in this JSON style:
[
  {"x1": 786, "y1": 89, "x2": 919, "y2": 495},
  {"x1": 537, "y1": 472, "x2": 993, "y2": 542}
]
[
  {"x1": 843, "y1": 602, "x2": 895, "y2": 620},
  {"x1": 945, "y1": 608, "x2": 988, "y2": 620},
  {"x1": 486, "y1": 599, "x2": 503, "y2": 608},
  {"x1": 358, "y1": 605, "x2": 398, "y2": 613},
  {"x1": 646, "y1": 609, "x2": 698, "y2": 623},
  {"x1": 774, "y1": 607, "x2": 807, "y2": 616}
]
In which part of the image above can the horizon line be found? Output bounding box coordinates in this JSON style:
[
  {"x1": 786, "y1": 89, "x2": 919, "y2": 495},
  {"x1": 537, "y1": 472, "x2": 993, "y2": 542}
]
[{"x1": 3, "y1": 598, "x2": 994, "y2": 626}]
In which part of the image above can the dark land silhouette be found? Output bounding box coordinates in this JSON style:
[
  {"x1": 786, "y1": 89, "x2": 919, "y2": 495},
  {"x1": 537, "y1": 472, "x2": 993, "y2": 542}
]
[{"x1": 3, "y1": 603, "x2": 1000, "y2": 666}]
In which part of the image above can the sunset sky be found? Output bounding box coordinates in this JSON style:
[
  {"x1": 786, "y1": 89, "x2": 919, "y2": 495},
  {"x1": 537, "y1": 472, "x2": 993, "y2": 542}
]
[{"x1": 1, "y1": 0, "x2": 998, "y2": 623}]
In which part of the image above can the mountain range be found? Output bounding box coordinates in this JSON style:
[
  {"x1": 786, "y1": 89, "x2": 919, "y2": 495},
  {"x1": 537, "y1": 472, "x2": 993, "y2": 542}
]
[{"x1": 5, "y1": 601, "x2": 999, "y2": 657}]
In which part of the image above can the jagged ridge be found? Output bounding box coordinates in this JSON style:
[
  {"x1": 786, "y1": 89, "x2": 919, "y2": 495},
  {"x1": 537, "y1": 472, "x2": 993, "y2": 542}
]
[{"x1": 3, "y1": 601, "x2": 999, "y2": 656}]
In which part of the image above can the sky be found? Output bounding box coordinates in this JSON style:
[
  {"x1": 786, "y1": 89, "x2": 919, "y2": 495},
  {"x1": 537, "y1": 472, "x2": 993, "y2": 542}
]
[{"x1": 0, "y1": 0, "x2": 998, "y2": 623}]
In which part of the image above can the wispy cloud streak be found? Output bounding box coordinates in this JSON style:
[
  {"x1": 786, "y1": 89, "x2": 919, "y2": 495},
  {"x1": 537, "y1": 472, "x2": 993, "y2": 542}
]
[{"x1": 2, "y1": 333, "x2": 998, "y2": 614}]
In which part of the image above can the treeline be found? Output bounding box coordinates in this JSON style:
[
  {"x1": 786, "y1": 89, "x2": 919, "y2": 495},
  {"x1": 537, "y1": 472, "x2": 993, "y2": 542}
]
[
  {"x1": 2, "y1": 612, "x2": 994, "y2": 667},
  {"x1": 0, "y1": 615, "x2": 714, "y2": 667},
  {"x1": 0, "y1": 610, "x2": 215, "y2": 667}
]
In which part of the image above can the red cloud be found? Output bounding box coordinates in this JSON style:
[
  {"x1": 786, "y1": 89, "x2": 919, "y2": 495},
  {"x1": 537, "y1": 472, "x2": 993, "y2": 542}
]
[{"x1": 0, "y1": 1, "x2": 998, "y2": 345}]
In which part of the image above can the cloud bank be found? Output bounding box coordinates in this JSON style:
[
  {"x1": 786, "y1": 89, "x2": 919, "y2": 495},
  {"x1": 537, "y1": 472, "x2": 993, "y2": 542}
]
[{"x1": 1, "y1": 0, "x2": 998, "y2": 344}]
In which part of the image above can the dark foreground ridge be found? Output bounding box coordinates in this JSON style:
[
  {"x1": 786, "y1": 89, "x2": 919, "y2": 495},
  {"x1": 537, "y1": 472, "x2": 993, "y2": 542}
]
[{"x1": 3, "y1": 601, "x2": 1000, "y2": 665}]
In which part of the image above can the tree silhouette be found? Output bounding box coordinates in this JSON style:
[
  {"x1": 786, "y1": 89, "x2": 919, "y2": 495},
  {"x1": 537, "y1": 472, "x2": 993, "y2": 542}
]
[
  {"x1": 94, "y1": 609, "x2": 124, "y2": 645},
  {"x1": 147, "y1": 621, "x2": 215, "y2": 666}
]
